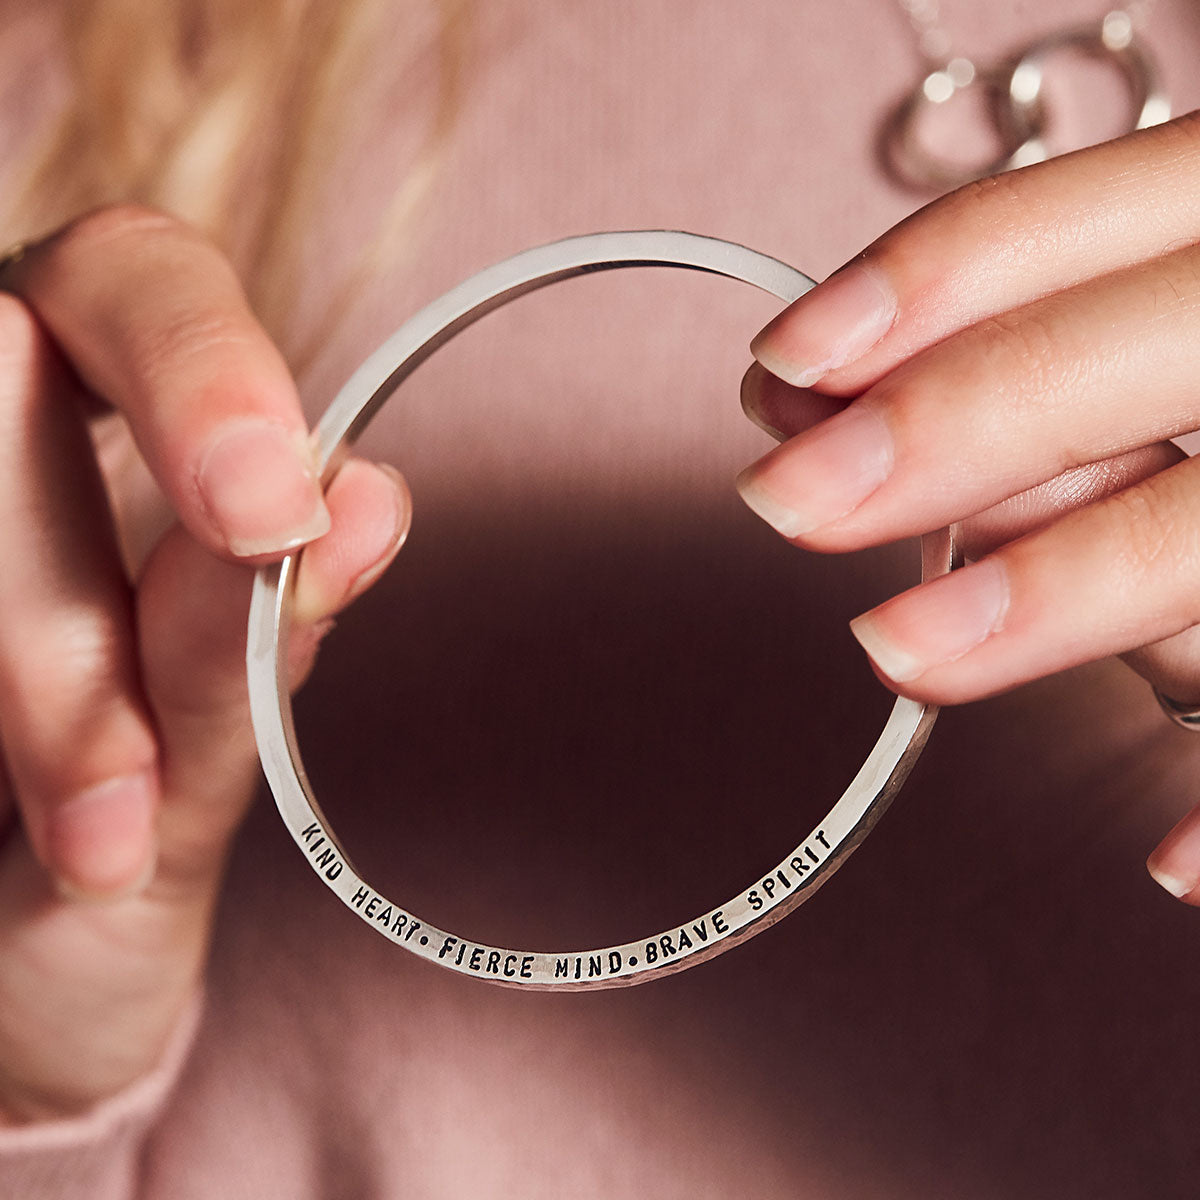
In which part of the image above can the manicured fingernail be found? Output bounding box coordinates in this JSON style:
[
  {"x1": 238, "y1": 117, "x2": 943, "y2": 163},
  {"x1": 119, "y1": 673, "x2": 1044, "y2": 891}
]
[
  {"x1": 197, "y1": 420, "x2": 331, "y2": 557},
  {"x1": 47, "y1": 772, "x2": 159, "y2": 900},
  {"x1": 740, "y1": 365, "x2": 786, "y2": 441},
  {"x1": 735, "y1": 405, "x2": 893, "y2": 537},
  {"x1": 849, "y1": 558, "x2": 1010, "y2": 683},
  {"x1": 1147, "y1": 862, "x2": 1193, "y2": 899},
  {"x1": 751, "y1": 262, "x2": 896, "y2": 388},
  {"x1": 1147, "y1": 807, "x2": 1200, "y2": 901}
]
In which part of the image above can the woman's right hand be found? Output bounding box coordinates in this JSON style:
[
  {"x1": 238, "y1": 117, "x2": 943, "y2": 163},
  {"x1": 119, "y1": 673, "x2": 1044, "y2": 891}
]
[{"x1": 0, "y1": 205, "x2": 409, "y2": 1123}]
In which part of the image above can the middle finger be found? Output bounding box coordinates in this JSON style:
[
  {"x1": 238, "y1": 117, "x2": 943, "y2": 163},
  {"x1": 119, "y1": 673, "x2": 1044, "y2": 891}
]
[{"x1": 736, "y1": 242, "x2": 1200, "y2": 552}]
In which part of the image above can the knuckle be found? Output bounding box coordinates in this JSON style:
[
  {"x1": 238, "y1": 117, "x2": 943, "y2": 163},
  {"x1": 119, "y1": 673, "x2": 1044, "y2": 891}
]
[
  {"x1": 127, "y1": 306, "x2": 257, "y2": 386},
  {"x1": 52, "y1": 203, "x2": 186, "y2": 260},
  {"x1": 1141, "y1": 251, "x2": 1200, "y2": 316},
  {"x1": 13, "y1": 613, "x2": 127, "y2": 707},
  {"x1": 36, "y1": 205, "x2": 222, "y2": 297},
  {"x1": 0, "y1": 624, "x2": 157, "y2": 796},
  {"x1": 973, "y1": 307, "x2": 1060, "y2": 378},
  {"x1": 951, "y1": 298, "x2": 1094, "y2": 474},
  {"x1": 38, "y1": 207, "x2": 255, "y2": 382},
  {"x1": 974, "y1": 300, "x2": 1082, "y2": 405},
  {"x1": 1105, "y1": 482, "x2": 1198, "y2": 583}
]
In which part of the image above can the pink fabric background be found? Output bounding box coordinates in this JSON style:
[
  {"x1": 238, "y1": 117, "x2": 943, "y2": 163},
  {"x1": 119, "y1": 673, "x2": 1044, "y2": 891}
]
[{"x1": 5, "y1": 1, "x2": 1200, "y2": 1195}]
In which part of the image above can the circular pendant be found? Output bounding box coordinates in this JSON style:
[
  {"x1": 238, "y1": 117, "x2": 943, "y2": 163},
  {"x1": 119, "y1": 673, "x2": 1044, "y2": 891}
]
[
  {"x1": 881, "y1": 58, "x2": 1046, "y2": 193},
  {"x1": 1000, "y1": 22, "x2": 1170, "y2": 167},
  {"x1": 247, "y1": 231, "x2": 957, "y2": 990}
]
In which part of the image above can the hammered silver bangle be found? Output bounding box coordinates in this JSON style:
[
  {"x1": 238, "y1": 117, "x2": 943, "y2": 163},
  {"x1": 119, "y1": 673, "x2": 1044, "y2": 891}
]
[{"x1": 247, "y1": 231, "x2": 958, "y2": 990}]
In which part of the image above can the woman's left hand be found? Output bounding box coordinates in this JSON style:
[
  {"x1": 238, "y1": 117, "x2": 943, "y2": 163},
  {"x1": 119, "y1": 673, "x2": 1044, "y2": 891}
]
[{"x1": 736, "y1": 111, "x2": 1200, "y2": 899}]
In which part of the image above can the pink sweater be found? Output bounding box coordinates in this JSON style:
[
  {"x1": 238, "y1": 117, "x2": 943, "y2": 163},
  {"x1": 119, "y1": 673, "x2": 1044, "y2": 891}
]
[{"x1": 6, "y1": 2, "x2": 1200, "y2": 1195}]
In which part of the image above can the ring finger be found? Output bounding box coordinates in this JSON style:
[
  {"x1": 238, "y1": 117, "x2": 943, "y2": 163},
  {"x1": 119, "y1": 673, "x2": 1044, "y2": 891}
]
[{"x1": 741, "y1": 359, "x2": 1200, "y2": 702}]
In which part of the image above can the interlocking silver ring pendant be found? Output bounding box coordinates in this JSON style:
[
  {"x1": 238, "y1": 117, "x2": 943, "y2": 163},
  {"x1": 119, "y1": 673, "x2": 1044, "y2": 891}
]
[
  {"x1": 884, "y1": 18, "x2": 1170, "y2": 192},
  {"x1": 247, "y1": 231, "x2": 958, "y2": 990},
  {"x1": 881, "y1": 59, "x2": 1047, "y2": 193},
  {"x1": 1002, "y1": 22, "x2": 1170, "y2": 168}
]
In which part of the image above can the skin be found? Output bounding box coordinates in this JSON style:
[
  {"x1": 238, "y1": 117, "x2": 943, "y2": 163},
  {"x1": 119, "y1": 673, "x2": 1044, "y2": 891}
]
[
  {"x1": 0, "y1": 206, "x2": 411, "y2": 1122},
  {"x1": 735, "y1": 112, "x2": 1200, "y2": 906},
  {"x1": 4, "y1": 113, "x2": 1200, "y2": 1127}
]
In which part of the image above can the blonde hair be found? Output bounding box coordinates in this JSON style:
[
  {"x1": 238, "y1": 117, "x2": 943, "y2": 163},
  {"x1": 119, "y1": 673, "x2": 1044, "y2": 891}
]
[{"x1": 7, "y1": 0, "x2": 466, "y2": 367}]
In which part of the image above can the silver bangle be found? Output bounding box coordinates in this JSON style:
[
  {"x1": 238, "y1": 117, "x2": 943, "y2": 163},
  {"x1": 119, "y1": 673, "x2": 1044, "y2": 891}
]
[{"x1": 247, "y1": 231, "x2": 958, "y2": 990}]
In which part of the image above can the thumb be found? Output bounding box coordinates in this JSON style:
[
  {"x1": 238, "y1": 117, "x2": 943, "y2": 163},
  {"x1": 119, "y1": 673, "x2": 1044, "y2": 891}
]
[{"x1": 136, "y1": 457, "x2": 411, "y2": 893}]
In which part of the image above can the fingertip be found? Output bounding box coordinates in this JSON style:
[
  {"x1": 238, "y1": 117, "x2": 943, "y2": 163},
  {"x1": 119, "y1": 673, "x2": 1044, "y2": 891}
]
[
  {"x1": 375, "y1": 462, "x2": 413, "y2": 547},
  {"x1": 195, "y1": 419, "x2": 330, "y2": 559},
  {"x1": 750, "y1": 262, "x2": 896, "y2": 390},
  {"x1": 1147, "y1": 806, "x2": 1200, "y2": 904},
  {"x1": 846, "y1": 559, "x2": 1011, "y2": 692},
  {"x1": 1146, "y1": 857, "x2": 1194, "y2": 901},
  {"x1": 849, "y1": 610, "x2": 926, "y2": 683},
  {"x1": 740, "y1": 362, "x2": 846, "y2": 443},
  {"x1": 740, "y1": 363, "x2": 787, "y2": 441},
  {"x1": 338, "y1": 462, "x2": 410, "y2": 604},
  {"x1": 291, "y1": 459, "x2": 411, "y2": 625},
  {"x1": 734, "y1": 464, "x2": 817, "y2": 540}
]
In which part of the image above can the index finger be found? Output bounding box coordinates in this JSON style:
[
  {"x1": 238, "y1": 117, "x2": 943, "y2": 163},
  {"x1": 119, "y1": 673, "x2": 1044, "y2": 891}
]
[
  {"x1": 751, "y1": 112, "x2": 1200, "y2": 395},
  {"x1": 3, "y1": 205, "x2": 329, "y2": 560}
]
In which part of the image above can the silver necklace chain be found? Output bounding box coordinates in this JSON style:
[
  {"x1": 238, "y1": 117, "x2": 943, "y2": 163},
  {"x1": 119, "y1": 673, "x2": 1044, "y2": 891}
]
[{"x1": 896, "y1": 0, "x2": 1159, "y2": 67}]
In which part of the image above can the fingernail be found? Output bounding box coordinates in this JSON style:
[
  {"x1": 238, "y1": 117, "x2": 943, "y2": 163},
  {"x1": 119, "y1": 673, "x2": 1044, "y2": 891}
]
[
  {"x1": 849, "y1": 558, "x2": 1010, "y2": 683},
  {"x1": 740, "y1": 365, "x2": 786, "y2": 441},
  {"x1": 735, "y1": 405, "x2": 893, "y2": 537},
  {"x1": 47, "y1": 772, "x2": 159, "y2": 900},
  {"x1": 1147, "y1": 807, "x2": 1200, "y2": 901},
  {"x1": 1147, "y1": 862, "x2": 1193, "y2": 899},
  {"x1": 197, "y1": 420, "x2": 331, "y2": 557},
  {"x1": 751, "y1": 262, "x2": 896, "y2": 388},
  {"x1": 291, "y1": 462, "x2": 411, "y2": 625}
]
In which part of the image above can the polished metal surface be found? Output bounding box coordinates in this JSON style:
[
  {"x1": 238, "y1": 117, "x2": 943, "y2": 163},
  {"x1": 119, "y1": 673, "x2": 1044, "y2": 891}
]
[
  {"x1": 883, "y1": 15, "x2": 1169, "y2": 193},
  {"x1": 247, "y1": 230, "x2": 957, "y2": 990},
  {"x1": 882, "y1": 62, "x2": 1046, "y2": 192},
  {"x1": 1002, "y1": 23, "x2": 1169, "y2": 167},
  {"x1": 1154, "y1": 688, "x2": 1200, "y2": 730}
]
